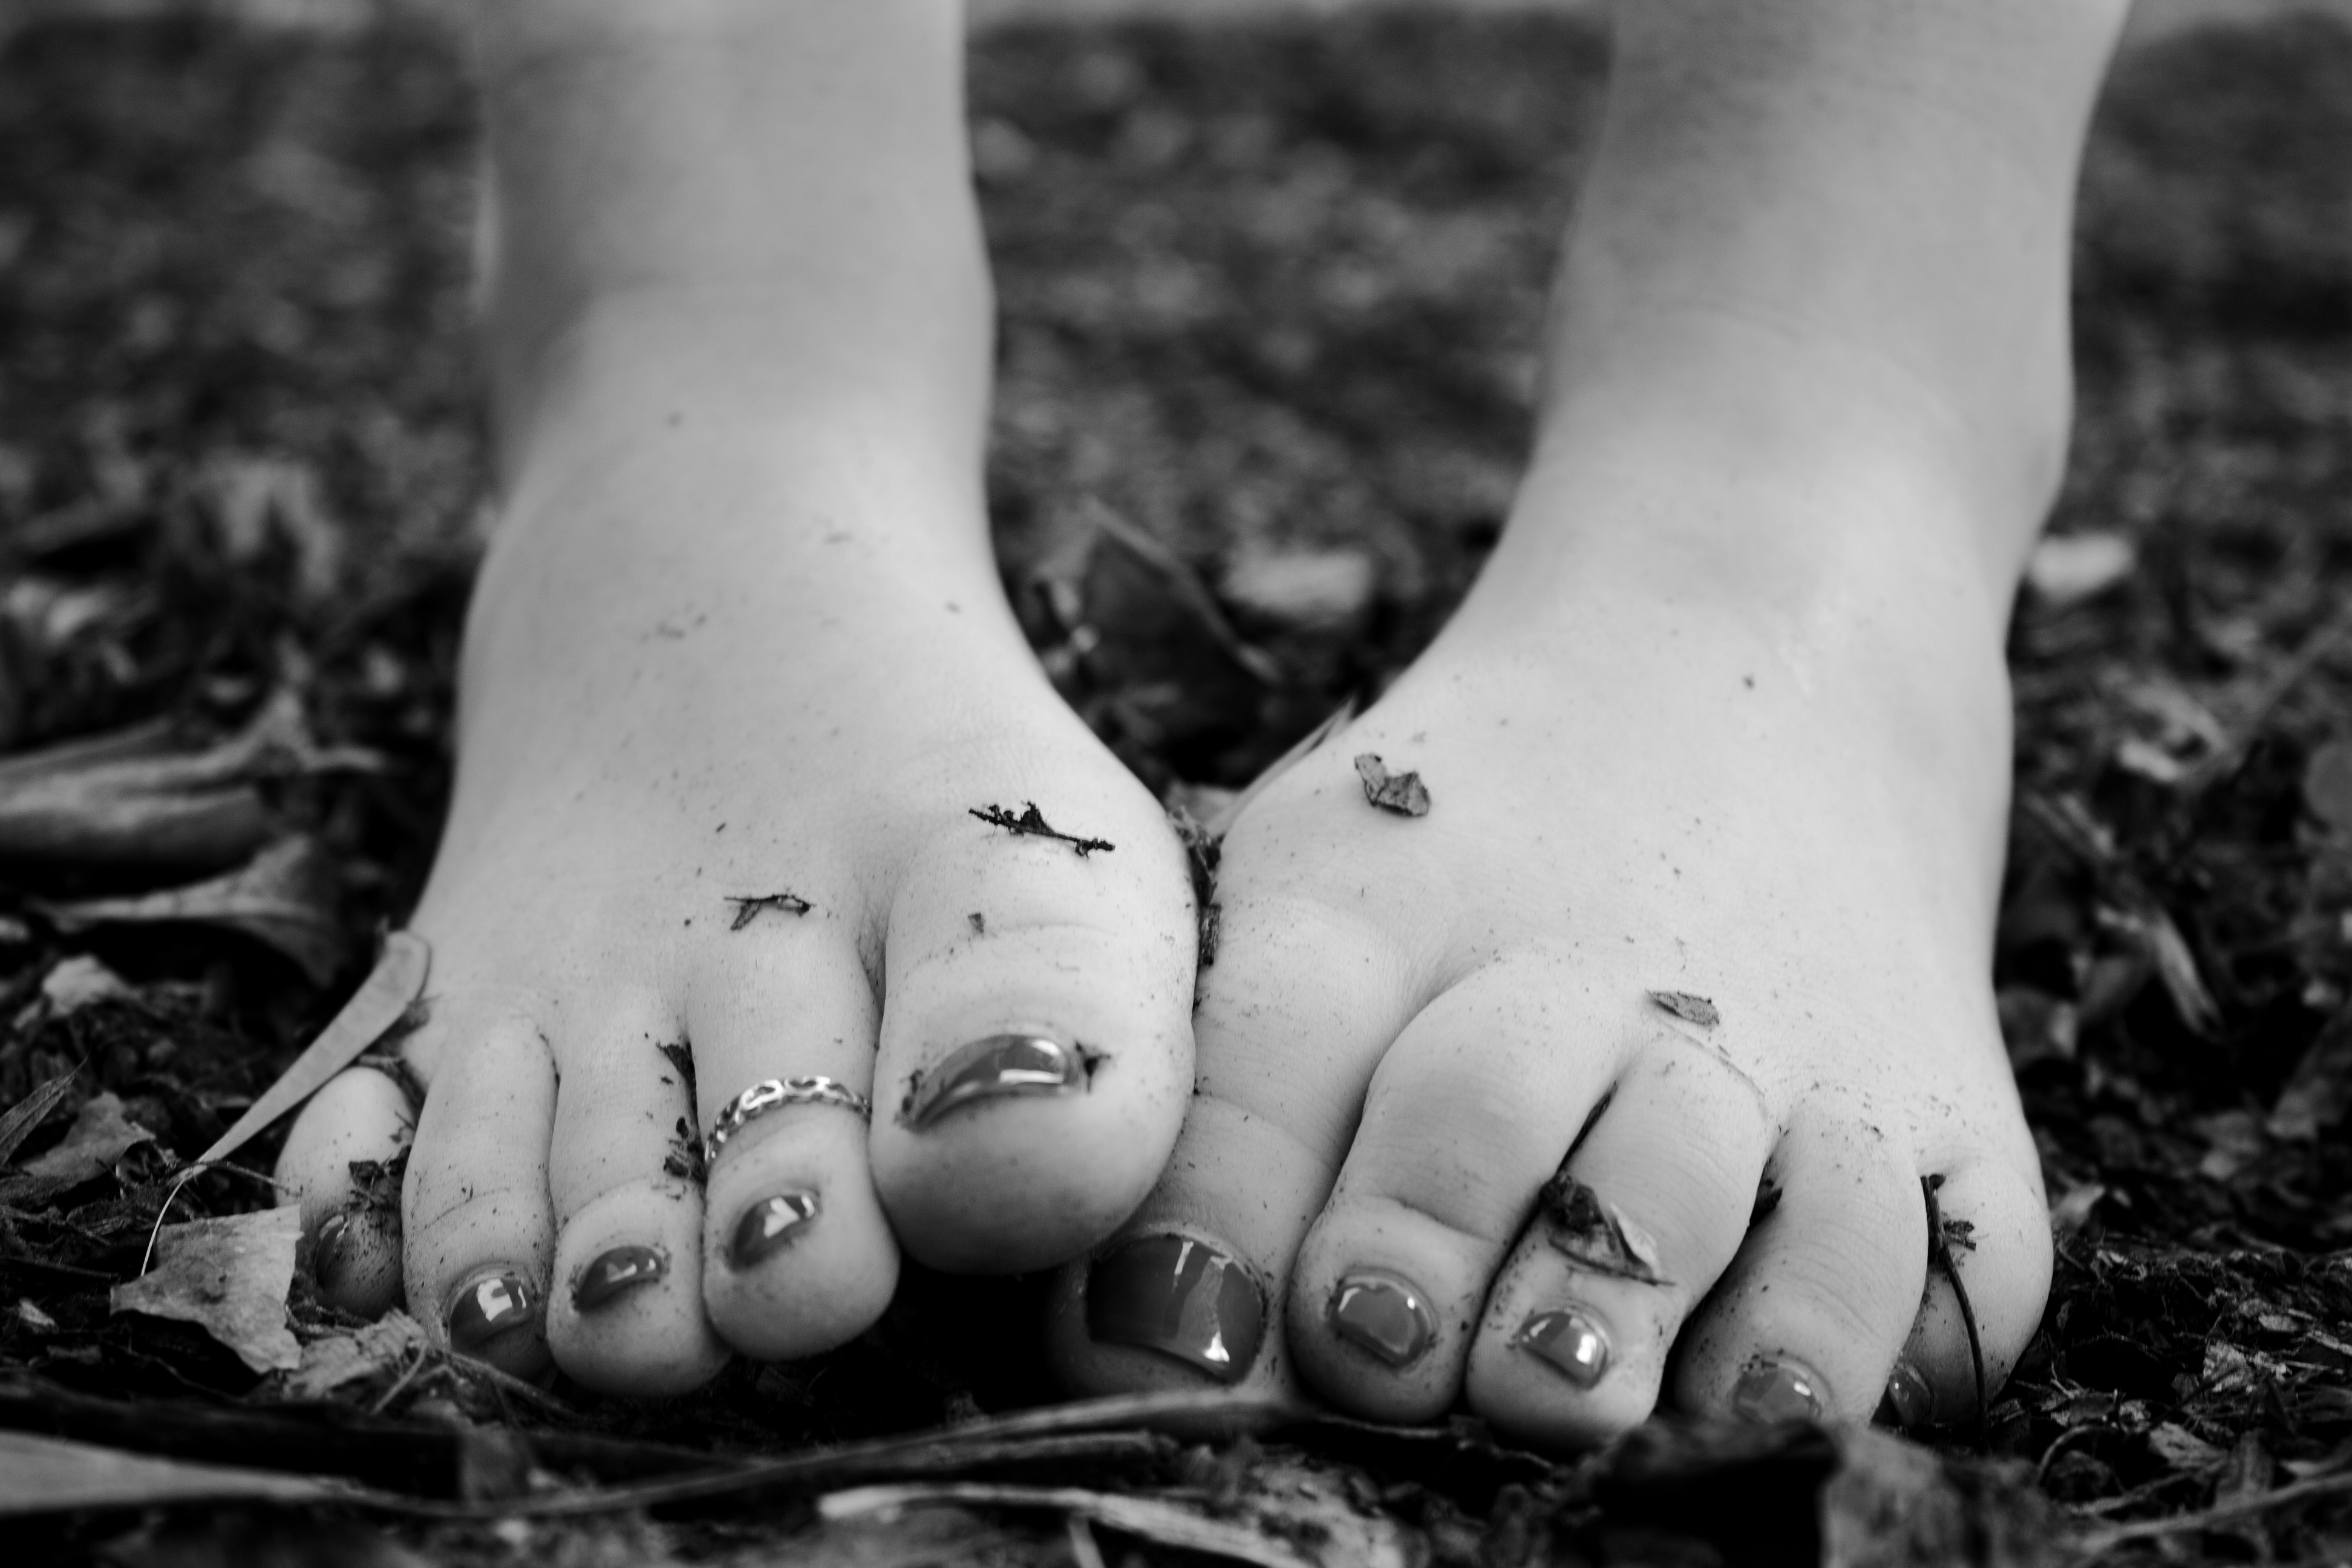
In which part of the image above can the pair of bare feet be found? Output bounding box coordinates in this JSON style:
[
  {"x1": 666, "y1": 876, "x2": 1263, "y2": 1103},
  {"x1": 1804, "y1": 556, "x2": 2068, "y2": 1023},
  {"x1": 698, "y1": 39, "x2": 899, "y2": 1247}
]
[{"x1": 272, "y1": 0, "x2": 2127, "y2": 1449}]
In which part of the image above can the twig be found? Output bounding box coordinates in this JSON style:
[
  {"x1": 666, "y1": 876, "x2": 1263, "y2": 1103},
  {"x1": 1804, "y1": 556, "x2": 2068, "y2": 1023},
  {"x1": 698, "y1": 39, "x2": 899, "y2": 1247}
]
[
  {"x1": 2071, "y1": 1466, "x2": 2352, "y2": 1559},
  {"x1": 726, "y1": 892, "x2": 811, "y2": 930},
  {"x1": 969, "y1": 802, "x2": 1115, "y2": 857},
  {"x1": 1921, "y1": 1174, "x2": 1987, "y2": 1439}
]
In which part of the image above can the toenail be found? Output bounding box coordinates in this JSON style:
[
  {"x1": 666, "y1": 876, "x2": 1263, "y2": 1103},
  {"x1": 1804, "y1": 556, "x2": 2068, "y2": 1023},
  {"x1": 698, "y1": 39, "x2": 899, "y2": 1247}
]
[
  {"x1": 1732, "y1": 1354, "x2": 1828, "y2": 1423},
  {"x1": 1086, "y1": 1233, "x2": 1264, "y2": 1383},
  {"x1": 1515, "y1": 1308, "x2": 1611, "y2": 1389},
  {"x1": 731, "y1": 1192, "x2": 820, "y2": 1269},
  {"x1": 1328, "y1": 1270, "x2": 1434, "y2": 1368},
  {"x1": 573, "y1": 1245, "x2": 667, "y2": 1313},
  {"x1": 446, "y1": 1272, "x2": 541, "y2": 1357},
  {"x1": 903, "y1": 1034, "x2": 1080, "y2": 1129},
  {"x1": 312, "y1": 1213, "x2": 348, "y2": 1290},
  {"x1": 1878, "y1": 1356, "x2": 1933, "y2": 1430}
]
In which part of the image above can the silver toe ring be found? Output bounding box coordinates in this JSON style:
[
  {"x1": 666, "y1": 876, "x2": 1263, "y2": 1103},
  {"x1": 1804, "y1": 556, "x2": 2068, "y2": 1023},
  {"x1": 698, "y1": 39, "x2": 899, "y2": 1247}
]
[{"x1": 704, "y1": 1075, "x2": 872, "y2": 1159}]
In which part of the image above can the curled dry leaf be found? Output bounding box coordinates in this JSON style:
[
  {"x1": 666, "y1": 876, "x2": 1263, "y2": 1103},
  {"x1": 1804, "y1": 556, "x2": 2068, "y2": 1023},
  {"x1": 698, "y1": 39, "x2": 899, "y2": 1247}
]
[
  {"x1": 0, "y1": 688, "x2": 383, "y2": 874},
  {"x1": 4, "y1": 1091, "x2": 152, "y2": 1198},
  {"x1": 1353, "y1": 753, "x2": 1431, "y2": 817},
  {"x1": 36, "y1": 833, "x2": 347, "y2": 984},
  {"x1": 0, "y1": 1069, "x2": 77, "y2": 1168},
  {"x1": 113, "y1": 1206, "x2": 305, "y2": 1374}
]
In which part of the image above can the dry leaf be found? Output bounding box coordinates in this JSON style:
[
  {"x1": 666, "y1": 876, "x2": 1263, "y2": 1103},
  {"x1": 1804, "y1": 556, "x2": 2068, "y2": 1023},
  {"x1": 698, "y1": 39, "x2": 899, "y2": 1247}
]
[
  {"x1": 0, "y1": 1431, "x2": 342, "y2": 1517},
  {"x1": 16, "y1": 1091, "x2": 151, "y2": 1184},
  {"x1": 2303, "y1": 739, "x2": 2352, "y2": 835},
  {"x1": 113, "y1": 1207, "x2": 304, "y2": 1374},
  {"x1": 284, "y1": 1311, "x2": 428, "y2": 1401},
  {"x1": 1649, "y1": 990, "x2": 1720, "y2": 1029},
  {"x1": 1353, "y1": 753, "x2": 1431, "y2": 817},
  {"x1": 39, "y1": 834, "x2": 348, "y2": 984},
  {"x1": 2025, "y1": 531, "x2": 2137, "y2": 607},
  {"x1": 0, "y1": 1069, "x2": 76, "y2": 1168},
  {"x1": 39, "y1": 953, "x2": 134, "y2": 1016}
]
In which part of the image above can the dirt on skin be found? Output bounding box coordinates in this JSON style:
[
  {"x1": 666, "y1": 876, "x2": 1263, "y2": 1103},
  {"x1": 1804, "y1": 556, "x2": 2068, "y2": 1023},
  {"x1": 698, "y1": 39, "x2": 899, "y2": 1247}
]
[{"x1": 0, "y1": 7, "x2": 2348, "y2": 1565}]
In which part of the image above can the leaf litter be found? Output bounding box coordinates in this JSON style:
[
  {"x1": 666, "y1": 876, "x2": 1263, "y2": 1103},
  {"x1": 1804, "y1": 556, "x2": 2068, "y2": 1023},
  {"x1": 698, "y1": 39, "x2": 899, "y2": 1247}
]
[{"x1": 0, "y1": 7, "x2": 2346, "y2": 1565}]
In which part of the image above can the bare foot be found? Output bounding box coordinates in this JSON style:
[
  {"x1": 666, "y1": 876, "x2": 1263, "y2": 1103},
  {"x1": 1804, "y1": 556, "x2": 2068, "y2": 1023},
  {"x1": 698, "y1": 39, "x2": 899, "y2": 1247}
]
[
  {"x1": 273, "y1": 1, "x2": 1198, "y2": 1394},
  {"x1": 1048, "y1": 0, "x2": 2125, "y2": 1445}
]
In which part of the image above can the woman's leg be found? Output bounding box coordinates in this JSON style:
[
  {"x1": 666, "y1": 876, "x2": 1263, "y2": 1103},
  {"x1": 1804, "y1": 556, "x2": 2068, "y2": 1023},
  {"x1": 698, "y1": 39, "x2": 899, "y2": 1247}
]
[
  {"x1": 1051, "y1": 0, "x2": 2126, "y2": 1446},
  {"x1": 275, "y1": 0, "x2": 1199, "y2": 1394}
]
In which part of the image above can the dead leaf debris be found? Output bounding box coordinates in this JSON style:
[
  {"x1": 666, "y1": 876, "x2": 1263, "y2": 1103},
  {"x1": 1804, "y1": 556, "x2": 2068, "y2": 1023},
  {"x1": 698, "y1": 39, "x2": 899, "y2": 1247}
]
[
  {"x1": 1538, "y1": 1171, "x2": 1669, "y2": 1287},
  {"x1": 1648, "y1": 990, "x2": 1720, "y2": 1028},
  {"x1": 1352, "y1": 753, "x2": 1431, "y2": 817},
  {"x1": 725, "y1": 892, "x2": 812, "y2": 930},
  {"x1": 968, "y1": 802, "x2": 1116, "y2": 857}
]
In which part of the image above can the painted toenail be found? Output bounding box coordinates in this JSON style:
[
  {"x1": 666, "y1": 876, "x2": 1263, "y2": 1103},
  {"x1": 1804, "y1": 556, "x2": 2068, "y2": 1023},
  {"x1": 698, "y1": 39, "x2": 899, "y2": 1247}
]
[
  {"x1": 1086, "y1": 1233, "x2": 1264, "y2": 1383},
  {"x1": 1515, "y1": 1309, "x2": 1610, "y2": 1388},
  {"x1": 446, "y1": 1272, "x2": 541, "y2": 1357},
  {"x1": 573, "y1": 1245, "x2": 667, "y2": 1313},
  {"x1": 903, "y1": 1034, "x2": 1080, "y2": 1129},
  {"x1": 731, "y1": 1192, "x2": 820, "y2": 1269},
  {"x1": 1878, "y1": 1356, "x2": 1933, "y2": 1429},
  {"x1": 1733, "y1": 1354, "x2": 1827, "y2": 1423},
  {"x1": 312, "y1": 1213, "x2": 348, "y2": 1290},
  {"x1": 1328, "y1": 1270, "x2": 1433, "y2": 1368}
]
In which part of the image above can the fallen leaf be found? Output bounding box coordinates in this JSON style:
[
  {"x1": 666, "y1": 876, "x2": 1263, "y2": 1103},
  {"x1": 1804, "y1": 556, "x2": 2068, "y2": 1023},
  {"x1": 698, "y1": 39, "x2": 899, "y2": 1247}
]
[
  {"x1": 1649, "y1": 990, "x2": 1720, "y2": 1029},
  {"x1": 1353, "y1": 753, "x2": 1431, "y2": 817},
  {"x1": 113, "y1": 1207, "x2": 304, "y2": 1374},
  {"x1": 2026, "y1": 530, "x2": 2137, "y2": 607},
  {"x1": 2304, "y1": 739, "x2": 2352, "y2": 835},
  {"x1": 39, "y1": 834, "x2": 348, "y2": 984},
  {"x1": 2148, "y1": 1422, "x2": 2227, "y2": 1472},
  {"x1": 15, "y1": 1091, "x2": 151, "y2": 1184},
  {"x1": 39, "y1": 953, "x2": 134, "y2": 1016},
  {"x1": 0, "y1": 1069, "x2": 77, "y2": 1168},
  {"x1": 1220, "y1": 543, "x2": 1377, "y2": 633},
  {"x1": 2269, "y1": 1004, "x2": 2352, "y2": 1141},
  {"x1": 283, "y1": 1310, "x2": 428, "y2": 1401},
  {"x1": 0, "y1": 690, "x2": 382, "y2": 874},
  {"x1": 0, "y1": 1431, "x2": 342, "y2": 1517}
]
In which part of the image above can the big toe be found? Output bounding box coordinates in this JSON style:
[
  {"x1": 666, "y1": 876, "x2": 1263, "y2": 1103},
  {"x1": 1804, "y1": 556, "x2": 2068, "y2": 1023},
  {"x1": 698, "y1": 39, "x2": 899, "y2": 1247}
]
[{"x1": 869, "y1": 752, "x2": 1198, "y2": 1276}]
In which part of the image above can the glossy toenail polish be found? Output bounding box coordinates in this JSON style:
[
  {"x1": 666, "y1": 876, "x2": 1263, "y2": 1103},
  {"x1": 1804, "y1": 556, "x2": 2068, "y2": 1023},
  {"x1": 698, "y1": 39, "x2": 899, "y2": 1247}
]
[
  {"x1": 446, "y1": 1272, "x2": 541, "y2": 1358},
  {"x1": 1878, "y1": 1356, "x2": 1933, "y2": 1430},
  {"x1": 1328, "y1": 1271, "x2": 1434, "y2": 1368},
  {"x1": 312, "y1": 1213, "x2": 349, "y2": 1290},
  {"x1": 573, "y1": 1245, "x2": 667, "y2": 1313},
  {"x1": 731, "y1": 1192, "x2": 820, "y2": 1269},
  {"x1": 904, "y1": 1034, "x2": 1078, "y2": 1129},
  {"x1": 1517, "y1": 1309, "x2": 1611, "y2": 1388},
  {"x1": 1733, "y1": 1354, "x2": 1828, "y2": 1423},
  {"x1": 1086, "y1": 1233, "x2": 1264, "y2": 1383}
]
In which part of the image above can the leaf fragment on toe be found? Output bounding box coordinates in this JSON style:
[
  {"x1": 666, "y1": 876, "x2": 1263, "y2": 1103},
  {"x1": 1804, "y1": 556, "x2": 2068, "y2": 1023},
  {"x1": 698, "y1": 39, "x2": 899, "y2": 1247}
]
[
  {"x1": 1649, "y1": 990, "x2": 1720, "y2": 1029},
  {"x1": 1540, "y1": 1172, "x2": 1668, "y2": 1286},
  {"x1": 1353, "y1": 754, "x2": 1430, "y2": 817},
  {"x1": 969, "y1": 801, "x2": 1116, "y2": 857}
]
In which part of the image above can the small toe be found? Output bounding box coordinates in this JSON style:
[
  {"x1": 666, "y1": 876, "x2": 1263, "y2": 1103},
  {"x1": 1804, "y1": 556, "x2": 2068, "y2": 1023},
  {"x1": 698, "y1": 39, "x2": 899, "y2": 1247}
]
[
  {"x1": 543, "y1": 989, "x2": 728, "y2": 1396},
  {"x1": 1045, "y1": 886, "x2": 1417, "y2": 1399},
  {"x1": 1882, "y1": 1156, "x2": 2053, "y2": 1430},
  {"x1": 1464, "y1": 1038, "x2": 1773, "y2": 1447},
  {"x1": 275, "y1": 1064, "x2": 415, "y2": 1318},
  {"x1": 403, "y1": 995, "x2": 560, "y2": 1382},
  {"x1": 691, "y1": 933, "x2": 898, "y2": 1362},
  {"x1": 870, "y1": 788, "x2": 1195, "y2": 1275},
  {"x1": 1671, "y1": 1101, "x2": 1930, "y2": 1425},
  {"x1": 1286, "y1": 966, "x2": 1630, "y2": 1423}
]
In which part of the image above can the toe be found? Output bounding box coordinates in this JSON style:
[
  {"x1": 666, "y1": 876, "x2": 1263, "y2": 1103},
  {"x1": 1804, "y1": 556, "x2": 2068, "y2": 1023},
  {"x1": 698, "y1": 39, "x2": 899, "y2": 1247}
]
[
  {"x1": 275, "y1": 1064, "x2": 415, "y2": 1318},
  {"x1": 870, "y1": 776, "x2": 1196, "y2": 1275},
  {"x1": 402, "y1": 993, "x2": 560, "y2": 1382},
  {"x1": 542, "y1": 989, "x2": 728, "y2": 1397},
  {"x1": 691, "y1": 926, "x2": 899, "y2": 1361},
  {"x1": 1285, "y1": 962, "x2": 1631, "y2": 1423},
  {"x1": 1882, "y1": 1156, "x2": 2052, "y2": 1431},
  {"x1": 1045, "y1": 887, "x2": 1419, "y2": 1397},
  {"x1": 1671, "y1": 1100, "x2": 1930, "y2": 1425},
  {"x1": 1464, "y1": 1037, "x2": 1774, "y2": 1446}
]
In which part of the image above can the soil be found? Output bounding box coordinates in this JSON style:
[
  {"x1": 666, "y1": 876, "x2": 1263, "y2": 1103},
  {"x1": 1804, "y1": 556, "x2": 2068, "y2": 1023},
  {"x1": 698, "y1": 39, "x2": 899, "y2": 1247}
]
[{"x1": 0, "y1": 7, "x2": 2348, "y2": 1564}]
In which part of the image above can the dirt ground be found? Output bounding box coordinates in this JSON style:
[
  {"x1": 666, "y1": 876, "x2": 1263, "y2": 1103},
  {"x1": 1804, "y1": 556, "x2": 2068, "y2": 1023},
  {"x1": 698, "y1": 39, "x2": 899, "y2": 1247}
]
[{"x1": 0, "y1": 7, "x2": 2348, "y2": 1566}]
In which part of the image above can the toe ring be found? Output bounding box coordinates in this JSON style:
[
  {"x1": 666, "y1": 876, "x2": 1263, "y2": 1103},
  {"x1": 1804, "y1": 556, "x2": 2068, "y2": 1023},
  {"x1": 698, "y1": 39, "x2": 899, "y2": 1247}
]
[{"x1": 705, "y1": 1076, "x2": 872, "y2": 1159}]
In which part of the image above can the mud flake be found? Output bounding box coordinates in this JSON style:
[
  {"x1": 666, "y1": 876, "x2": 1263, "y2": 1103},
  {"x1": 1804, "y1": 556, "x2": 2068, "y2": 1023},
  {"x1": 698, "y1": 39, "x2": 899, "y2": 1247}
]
[
  {"x1": 727, "y1": 892, "x2": 812, "y2": 930},
  {"x1": 1353, "y1": 753, "x2": 1430, "y2": 817}
]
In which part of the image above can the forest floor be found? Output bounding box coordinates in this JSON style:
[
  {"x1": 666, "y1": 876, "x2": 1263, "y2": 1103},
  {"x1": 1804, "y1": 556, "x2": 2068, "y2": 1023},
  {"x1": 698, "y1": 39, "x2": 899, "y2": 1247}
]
[{"x1": 1, "y1": 7, "x2": 2349, "y2": 1565}]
